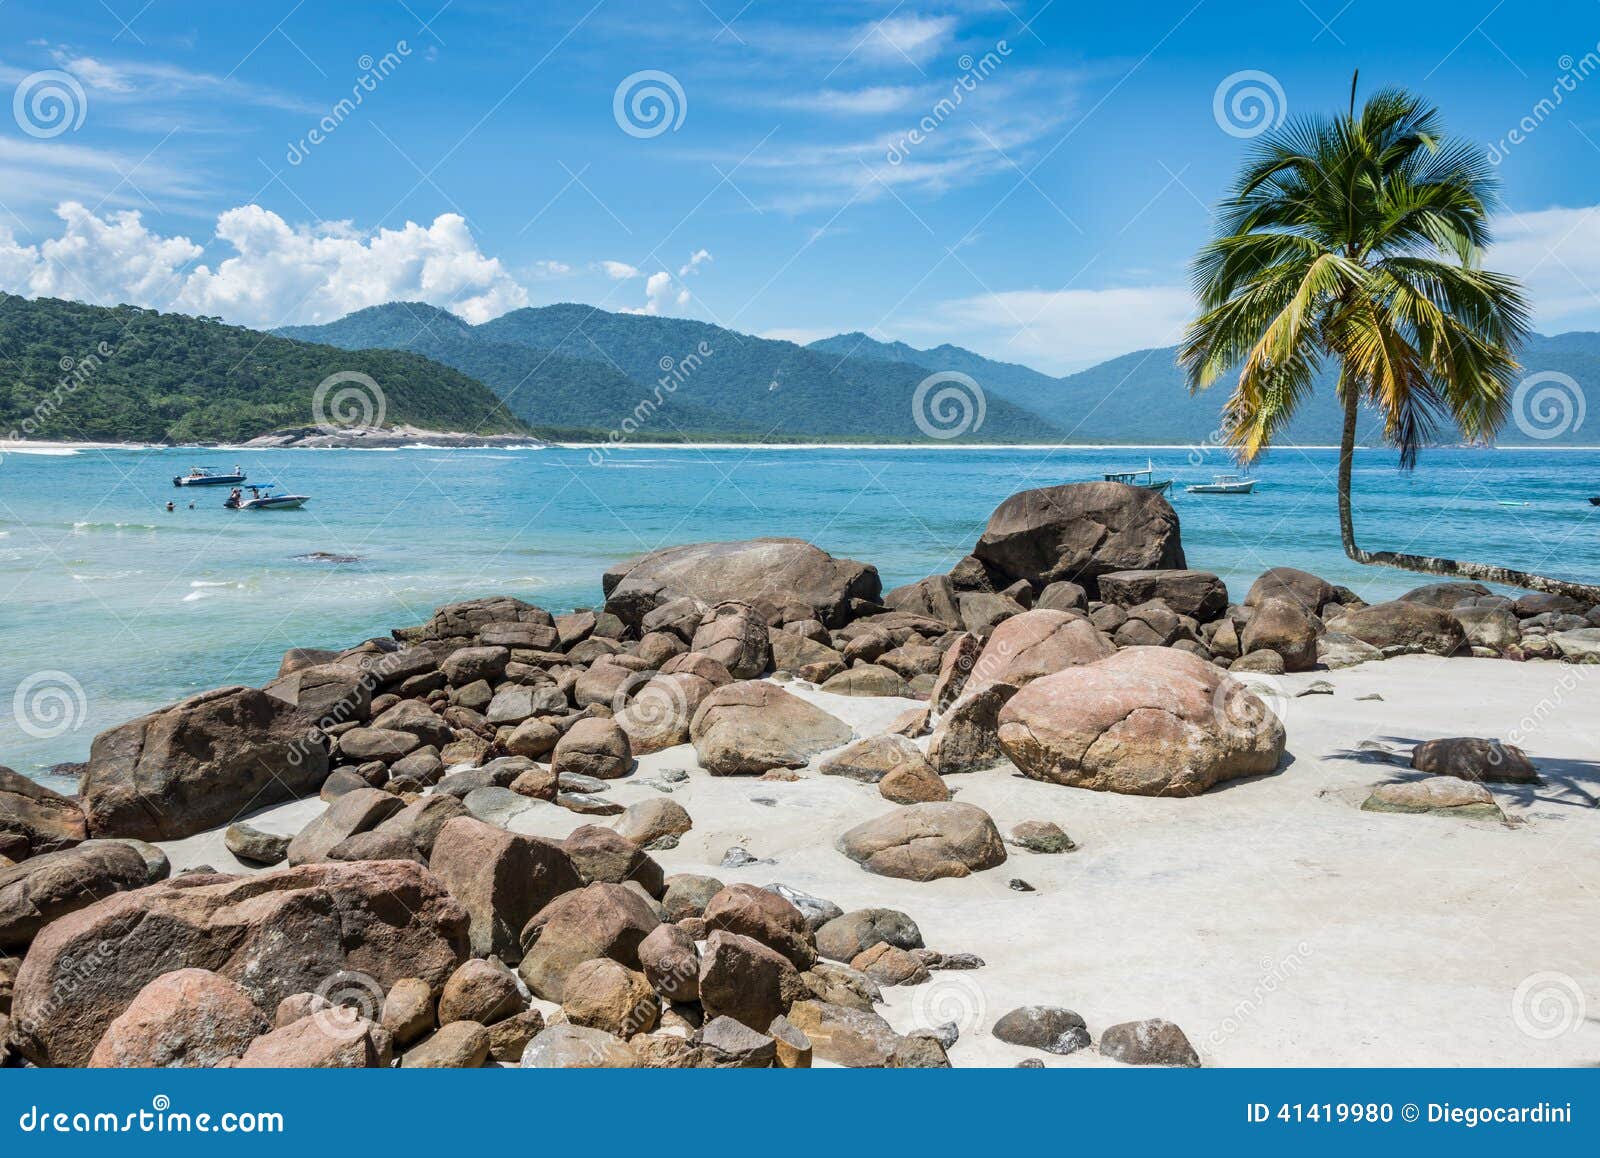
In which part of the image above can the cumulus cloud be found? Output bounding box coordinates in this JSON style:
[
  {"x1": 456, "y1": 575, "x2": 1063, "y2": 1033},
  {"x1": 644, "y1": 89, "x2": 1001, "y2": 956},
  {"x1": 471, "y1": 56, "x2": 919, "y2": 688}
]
[
  {"x1": 597, "y1": 260, "x2": 641, "y2": 280},
  {"x1": 173, "y1": 206, "x2": 529, "y2": 325},
  {"x1": 0, "y1": 202, "x2": 531, "y2": 327},
  {"x1": 1490, "y1": 205, "x2": 1600, "y2": 330},
  {"x1": 627, "y1": 249, "x2": 714, "y2": 315}
]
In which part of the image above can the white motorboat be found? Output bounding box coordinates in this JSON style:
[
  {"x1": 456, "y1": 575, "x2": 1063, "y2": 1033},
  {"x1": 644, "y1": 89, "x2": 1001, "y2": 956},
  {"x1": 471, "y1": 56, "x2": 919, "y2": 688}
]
[
  {"x1": 173, "y1": 467, "x2": 246, "y2": 487},
  {"x1": 1186, "y1": 473, "x2": 1257, "y2": 495},
  {"x1": 225, "y1": 484, "x2": 309, "y2": 510}
]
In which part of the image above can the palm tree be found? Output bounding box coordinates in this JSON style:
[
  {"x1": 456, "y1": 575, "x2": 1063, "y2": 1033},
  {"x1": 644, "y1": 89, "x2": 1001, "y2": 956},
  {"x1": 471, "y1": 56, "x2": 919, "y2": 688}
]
[{"x1": 1181, "y1": 77, "x2": 1600, "y2": 602}]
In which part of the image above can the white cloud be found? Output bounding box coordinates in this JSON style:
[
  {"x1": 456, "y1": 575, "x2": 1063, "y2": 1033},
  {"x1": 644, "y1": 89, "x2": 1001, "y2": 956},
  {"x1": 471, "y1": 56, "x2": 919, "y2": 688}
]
[
  {"x1": 0, "y1": 202, "x2": 530, "y2": 327},
  {"x1": 858, "y1": 15, "x2": 956, "y2": 65},
  {"x1": 597, "y1": 260, "x2": 641, "y2": 280},
  {"x1": 529, "y1": 259, "x2": 571, "y2": 277},
  {"x1": 916, "y1": 285, "x2": 1195, "y2": 374},
  {"x1": 1490, "y1": 205, "x2": 1600, "y2": 330},
  {"x1": 785, "y1": 86, "x2": 922, "y2": 115},
  {"x1": 38, "y1": 48, "x2": 319, "y2": 114},
  {"x1": 623, "y1": 249, "x2": 714, "y2": 316}
]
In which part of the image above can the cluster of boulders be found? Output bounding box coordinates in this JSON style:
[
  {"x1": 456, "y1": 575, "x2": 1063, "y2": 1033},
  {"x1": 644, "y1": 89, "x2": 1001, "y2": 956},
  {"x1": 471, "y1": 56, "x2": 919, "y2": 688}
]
[{"x1": 2, "y1": 480, "x2": 1573, "y2": 1068}]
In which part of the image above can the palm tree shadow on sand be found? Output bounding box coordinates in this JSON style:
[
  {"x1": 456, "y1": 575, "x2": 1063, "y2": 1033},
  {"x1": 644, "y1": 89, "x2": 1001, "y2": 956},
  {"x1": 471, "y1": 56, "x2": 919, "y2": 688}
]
[{"x1": 1324, "y1": 736, "x2": 1600, "y2": 810}]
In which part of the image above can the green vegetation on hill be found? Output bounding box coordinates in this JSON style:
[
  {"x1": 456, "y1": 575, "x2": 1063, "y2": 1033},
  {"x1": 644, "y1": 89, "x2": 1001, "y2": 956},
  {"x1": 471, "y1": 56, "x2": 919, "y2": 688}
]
[
  {"x1": 282, "y1": 302, "x2": 1064, "y2": 442},
  {"x1": 0, "y1": 296, "x2": 530, "y2": 443},
  {"x1": 280, "y1": 303, "x2": 745, "y2": 436}
]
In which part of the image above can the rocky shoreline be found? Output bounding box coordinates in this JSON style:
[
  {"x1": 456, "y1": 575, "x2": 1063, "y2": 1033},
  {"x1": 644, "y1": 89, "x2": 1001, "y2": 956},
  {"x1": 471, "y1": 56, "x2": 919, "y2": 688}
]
[{"x1": 3, "y1": 481, "x2": 1596, "y2": 1070}]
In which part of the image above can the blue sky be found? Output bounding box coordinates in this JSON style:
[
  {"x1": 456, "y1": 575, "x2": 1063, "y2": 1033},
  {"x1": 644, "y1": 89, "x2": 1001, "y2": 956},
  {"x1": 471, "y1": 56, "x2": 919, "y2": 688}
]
[{"x1": 3, "y1": 0, "x2": 1600, "y2": 371}]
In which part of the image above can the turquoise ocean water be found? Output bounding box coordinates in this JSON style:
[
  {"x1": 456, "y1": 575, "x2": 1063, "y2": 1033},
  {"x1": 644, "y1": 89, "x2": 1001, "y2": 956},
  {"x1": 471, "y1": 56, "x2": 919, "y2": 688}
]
[{"x1": 3, "y1": 442, "x2": 1597, "y2": 777}]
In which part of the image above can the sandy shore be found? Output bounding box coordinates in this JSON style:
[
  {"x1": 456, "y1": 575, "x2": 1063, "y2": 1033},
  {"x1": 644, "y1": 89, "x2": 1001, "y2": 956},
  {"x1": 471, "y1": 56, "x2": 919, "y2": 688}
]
[{"x1": 157, "y1": 654, "x2": 1600, "y2": 1067}]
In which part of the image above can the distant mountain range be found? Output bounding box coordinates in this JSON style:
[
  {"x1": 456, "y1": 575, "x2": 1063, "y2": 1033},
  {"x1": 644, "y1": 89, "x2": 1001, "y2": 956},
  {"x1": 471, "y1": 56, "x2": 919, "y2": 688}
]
[
  {"x1": 280, "y1": 303, "x2": 1062, "y2": 442},
  {"x1": 7, "y1": 292, "x2": 1597, "y2": 447},
  {"x1": 284, "y1": 301, "x2": 1600, "y2": 447}
]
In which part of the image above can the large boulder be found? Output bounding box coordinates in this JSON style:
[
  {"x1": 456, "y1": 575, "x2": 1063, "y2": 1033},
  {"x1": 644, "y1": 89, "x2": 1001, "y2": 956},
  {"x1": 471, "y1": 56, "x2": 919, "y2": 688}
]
[
  {"x1": 428, "y1": 817, "x2": 582, "y2": 962},
  {"x1": 1340, "y1": 601, "x2": 1466, "y2": 656},
  {"x1": 10, "y1": 860, "x2": 468, "y2": 1067},
  {"x1": 882, "y1": 574, "x2": 963, "y2": 629},
  {"x1": 262, "y1": 662, "x2": 371, "y2": 726},
  {"x1": 702, "y1": 883, "x2": 817, "y2": 970},
  {"x1": 286, "y1": 787, "x2": 406, "y2": 866},
  {"x1": 698, "y1": 930, "x2": 805, "y2": 1031},
  {"x1": 1410, "y1": 737, "x2": 1538, "y2": 784},
  {"x1": 0, "y1": 841, "x2": 153, "y2": 951},
  {"x1": 1452, "y1": 605, "x2": 1521, "y2": 653},
  {"x1": 1244, "y1": 567, "x2": 1339, "y2": 614},
  {"x1": 603, "y1": 538, "x2": 881, "y2": 630},
  {"x1": 551, "y1": 717, "x2": 633, "y2": 780},
  {"x1": 997, "y1": 647, "x2": 1285, "y2": 796},
  {"x1": 517, "y1": 882, "x2": 660, "y2": 1002},
  {"x1": 1239, "y1": 597, "x2": 1318, "y2": 672},
  {"x1": 1399, "y1": 581, "x2": 1493, "y2": 609},
  {"x1": 972, "y1": 483, "x2": 1185, "y2": 593},
  {"x1": 926, "y1": 681, "x2": 1019, "y2": 775},
  {"x1": 399, "y1": 596, "x2": 554, "y2": 643},
  {"x1": 614, "y1": 672, "x2": 714, "y2": 754},
  {"x1": 1097, "y1": 570, "x2": 1227, "y2": 620},
  {"x1": 689, "y1": 682, "x2": 852, "y2": 775},
  {"x1": 968, "y1": 609, "x2": 1115, "y2": 691},
  {"x1": 88, "y1": 968, "x2": 269, "y2": 1068},
  {"x1": 836, "y1": 802, "x2": 1007, "y2": 880},
  {"x1": 0, "y1": 766, "x2": 86, "y2": 859},
  {"x1": 691, "y1": 602, "x2": 773, "y2": 679},
  {"x1": 78, "y1": 686, "x2": 328, "y2": 841}
]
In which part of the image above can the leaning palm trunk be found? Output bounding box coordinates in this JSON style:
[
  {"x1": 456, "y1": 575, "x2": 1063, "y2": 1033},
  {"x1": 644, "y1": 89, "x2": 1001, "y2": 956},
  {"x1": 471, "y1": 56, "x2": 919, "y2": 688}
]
[
  {"x1": 1185, "y1": 80, "x2": 1600, "y2": 605},
  {"x1": 1336, "y1": 388, "x2": 1600, "y2": 602}
]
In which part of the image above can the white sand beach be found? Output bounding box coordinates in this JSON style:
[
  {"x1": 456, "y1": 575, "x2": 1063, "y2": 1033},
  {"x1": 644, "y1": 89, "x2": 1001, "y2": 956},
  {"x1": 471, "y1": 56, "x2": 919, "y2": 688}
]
[{"x1": 158, "y1": 653, "x2": 1600, "y2": 1068}]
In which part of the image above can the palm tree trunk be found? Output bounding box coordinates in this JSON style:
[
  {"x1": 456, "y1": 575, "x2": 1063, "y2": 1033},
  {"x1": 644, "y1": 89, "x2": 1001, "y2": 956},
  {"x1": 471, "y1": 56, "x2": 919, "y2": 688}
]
[{"x1": 1336, "y1": 374, "x2": 1600, "y2": 603}]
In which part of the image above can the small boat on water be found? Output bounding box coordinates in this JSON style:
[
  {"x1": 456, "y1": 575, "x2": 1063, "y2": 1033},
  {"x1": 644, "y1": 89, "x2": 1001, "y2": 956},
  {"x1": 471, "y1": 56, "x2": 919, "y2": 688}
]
[
  {"x1": 1590, "y1": 496, "x2": 1600, "y2": 506},
  {"x1": 1104, "y1": 459, "x2": 1173, "y2": 495},
  {"x1": 225, "y1": 484, "x2": 309, "y2": 511},
  {"x1": 173, "y1": 467, "x2": 245, "y2": 487},
  {"x1": 1186, "y1": 473, "x2": 1258, "y2": 495}
]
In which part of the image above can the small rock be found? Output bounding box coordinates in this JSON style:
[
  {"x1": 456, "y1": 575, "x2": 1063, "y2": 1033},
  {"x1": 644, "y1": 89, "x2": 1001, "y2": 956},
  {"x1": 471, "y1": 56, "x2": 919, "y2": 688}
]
[
  {"x1": 1007, "y1": 820, "x2": 1075, "y2": 854},
  {"x1": 1296, "y1": 680, "x2": 1335, "y2": 697},
  {"x1": 993, "y1": 1005, "x2": 1090, "y2": 1055},
  {"x1": 1008, "y1": 878, "x2": 1036, "y2": 892},
  {"x1": 1099, "y1": 1018, "x2": 1200, "y2": 1067}
]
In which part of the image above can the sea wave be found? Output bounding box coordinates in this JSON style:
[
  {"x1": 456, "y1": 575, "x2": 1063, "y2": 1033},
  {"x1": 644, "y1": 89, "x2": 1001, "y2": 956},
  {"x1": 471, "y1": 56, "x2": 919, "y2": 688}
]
[{"x1": 71, "y1": 521, "x2": 158, "y2": 532}]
